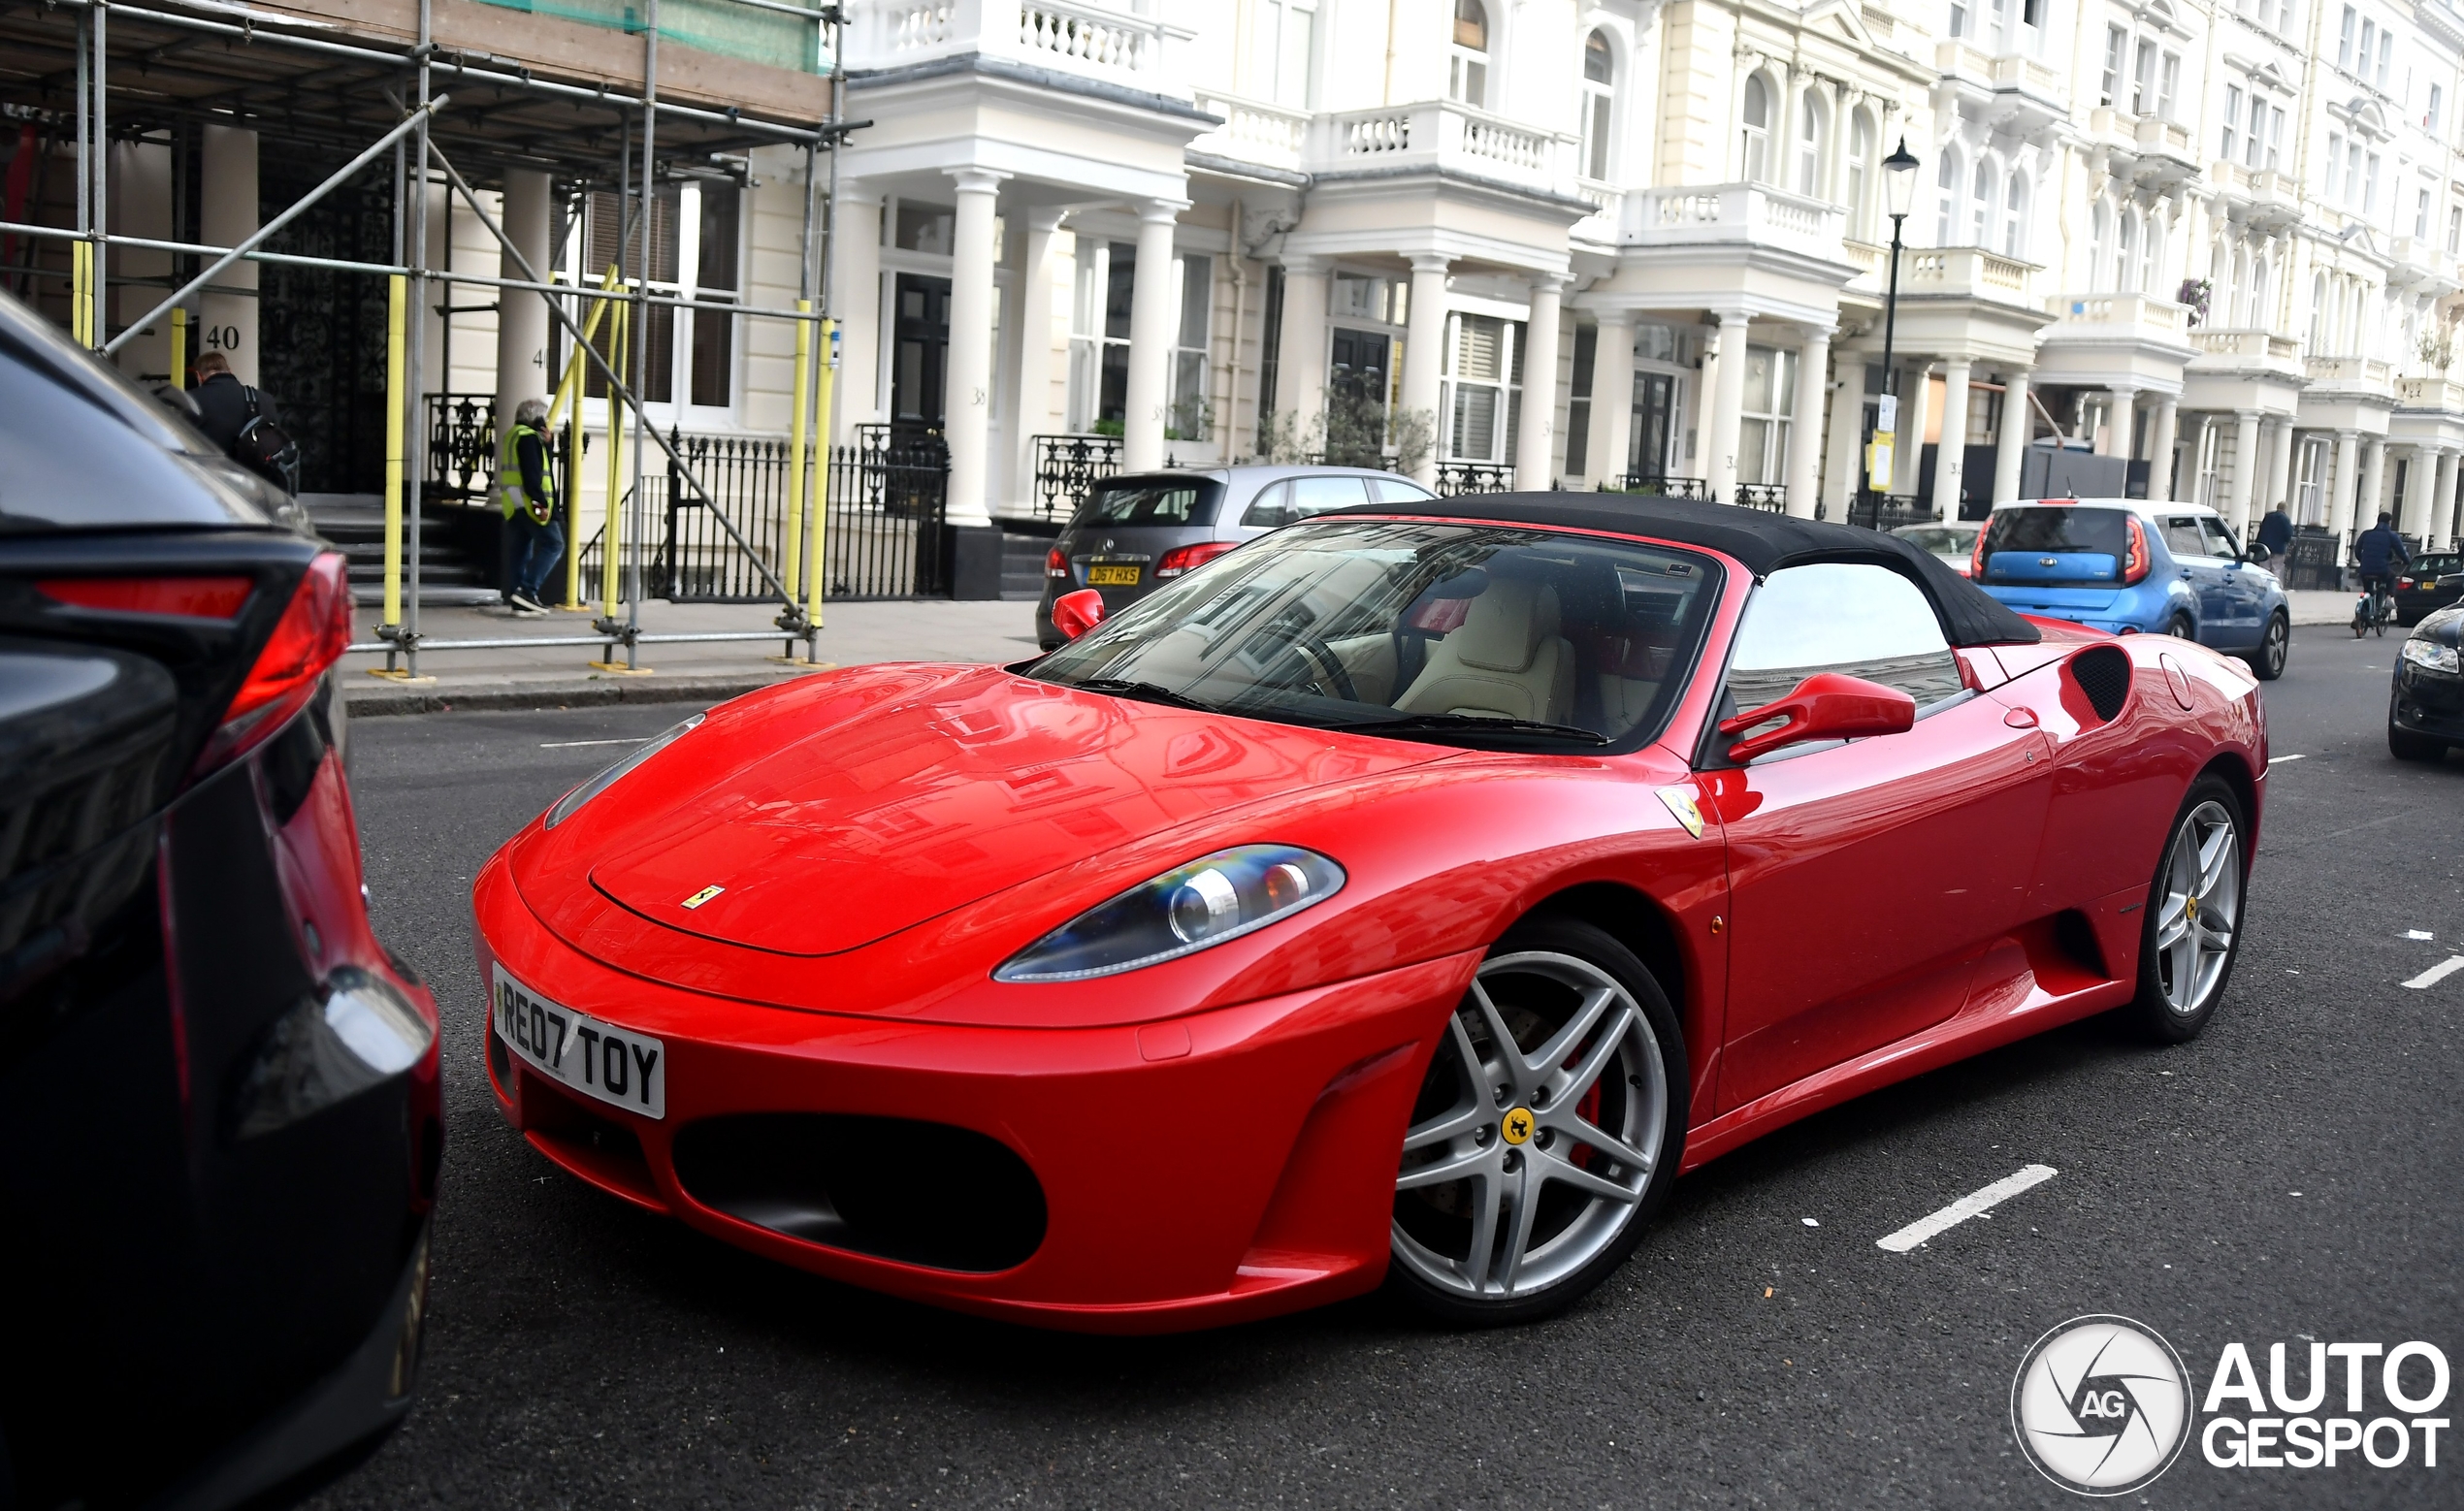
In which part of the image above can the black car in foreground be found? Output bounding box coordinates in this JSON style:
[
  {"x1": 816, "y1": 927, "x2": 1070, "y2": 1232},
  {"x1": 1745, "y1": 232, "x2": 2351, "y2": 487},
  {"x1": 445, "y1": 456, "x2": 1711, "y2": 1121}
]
[
  {"x1": 2391, "y1": 601, "x2": 2464, "y2": 761},
  {"x1": 2393, "y1": 551, "x2": 2463, "y2": 627},
  {"x1": 0, "y1": 292, "x2": 440, "y2": 1508}
]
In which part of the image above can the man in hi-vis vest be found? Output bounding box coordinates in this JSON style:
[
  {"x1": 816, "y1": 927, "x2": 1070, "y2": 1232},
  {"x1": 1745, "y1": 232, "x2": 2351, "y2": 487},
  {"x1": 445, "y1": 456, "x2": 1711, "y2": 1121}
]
[{"x1": 498, "y1": 397, "x2": 562, "y2": 616}]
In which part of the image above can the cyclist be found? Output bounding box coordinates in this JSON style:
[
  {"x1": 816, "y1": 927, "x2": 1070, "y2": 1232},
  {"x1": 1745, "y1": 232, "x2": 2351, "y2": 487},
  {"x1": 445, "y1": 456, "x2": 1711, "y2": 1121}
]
[{"x1": 2354, "y1": 511, "x2": 2411, "y2": 633}]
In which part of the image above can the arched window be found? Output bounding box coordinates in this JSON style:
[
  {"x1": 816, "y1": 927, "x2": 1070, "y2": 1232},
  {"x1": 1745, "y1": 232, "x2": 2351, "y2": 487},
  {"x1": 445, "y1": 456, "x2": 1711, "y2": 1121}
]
[
  {"x1": 1797, "y1": 93, "x2": 1826, "y2": 197},
  {"x1": 1450, "y1": 0, "x2": 1489, "y2": 108},
  {"x1": 1580, "y1": 31, "x2": 1615, "y2": 180},
  {"x1": 2310, "y1": 271, "x2": 2328, "y2": 353},
  {"x1": 1935, "y1": 148, "x2": 1961, "y2": 245},
  {"x1": 2003, "y1": 172, "x2": 2028, "y2": 257},
  {"x1": 1971, "y1": 160, "x2": 1994, "y2": 244},
  {"x1": 1740, "y1": 75, "x2": 1771, "y2": 183},
  {"x1": 2090, "y1": 203, "x2": 2112, "y2": 290},
  {"x1": 2230, "y1": 246, "x2": 2252, "y2": 324},
  {"x1": 2139, "y1": 212, "x2": 2162, "y2": 295},
  {"x1": 1846, "y1": 112, "x2": 1875, "y2": 238},
  {"x1": 2250, "y1": 256, "x2": 2271, "y2": 330},
  {"x1": 2115, "y1": 208, "x2": 2138, "y2": 292}
]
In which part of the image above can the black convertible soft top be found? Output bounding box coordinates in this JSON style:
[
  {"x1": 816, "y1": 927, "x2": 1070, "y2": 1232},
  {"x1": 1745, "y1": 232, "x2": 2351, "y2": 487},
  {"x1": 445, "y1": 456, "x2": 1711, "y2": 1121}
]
[{"x1": 1331, "y1": 490, "x2": 2040, "y2": 647}]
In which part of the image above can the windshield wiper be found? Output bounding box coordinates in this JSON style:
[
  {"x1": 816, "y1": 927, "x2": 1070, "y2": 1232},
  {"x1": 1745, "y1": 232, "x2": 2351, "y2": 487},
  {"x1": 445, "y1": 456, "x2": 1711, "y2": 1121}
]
[
  {"x1": 1315, "y1": 712, "x2": 1610, "y2": 747},
  {"x1": 1065, "y1": 677, "x2": 1224, "y2": 714}
]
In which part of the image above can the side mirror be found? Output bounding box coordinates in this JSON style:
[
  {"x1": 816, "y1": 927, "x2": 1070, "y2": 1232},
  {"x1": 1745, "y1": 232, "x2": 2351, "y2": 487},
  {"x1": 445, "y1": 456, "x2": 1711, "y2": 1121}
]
[
  {"x1": 1718, "y1": 672, "x2": 1917, "y2": 764},
  {"x1": 2244, "y1": 542, "x2": 2272, "y2": 565},
  {"x1": 1052, "y1": 588, "x2": 1107, "y2": 641}
]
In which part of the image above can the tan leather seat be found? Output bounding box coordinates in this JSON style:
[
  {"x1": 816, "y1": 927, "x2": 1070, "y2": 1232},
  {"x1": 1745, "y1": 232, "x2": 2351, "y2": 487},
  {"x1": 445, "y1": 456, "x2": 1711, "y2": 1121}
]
[{"x1": 1395, "y1": 578, "x2": 1576, "y2": 723}]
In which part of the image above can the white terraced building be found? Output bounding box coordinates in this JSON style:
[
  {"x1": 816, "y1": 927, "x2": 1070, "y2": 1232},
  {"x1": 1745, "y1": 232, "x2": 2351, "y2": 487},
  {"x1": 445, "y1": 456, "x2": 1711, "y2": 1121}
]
[{"x1": 814, "y1": 0, "x2": 2464, "y2": 549}]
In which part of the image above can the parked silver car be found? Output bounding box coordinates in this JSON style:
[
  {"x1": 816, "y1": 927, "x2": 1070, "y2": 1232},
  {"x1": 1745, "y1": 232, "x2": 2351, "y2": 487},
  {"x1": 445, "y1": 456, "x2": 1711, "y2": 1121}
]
[{"x1": 1033, "y1": 465, "x2": 1439, "y2": 648}]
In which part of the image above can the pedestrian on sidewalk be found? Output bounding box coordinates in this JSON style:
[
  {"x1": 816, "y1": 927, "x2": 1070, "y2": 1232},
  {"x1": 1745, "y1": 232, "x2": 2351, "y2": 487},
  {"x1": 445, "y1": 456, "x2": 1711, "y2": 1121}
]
[
  {"x1": 2256, "y1": 501, "x2": 2293, "y2": 558},
  {"x1": 188, "y1": 350, "x2": 300, "y2": 493},
  {"x1": 498, "y1": 398, "x2": 563, "y2": 617}
]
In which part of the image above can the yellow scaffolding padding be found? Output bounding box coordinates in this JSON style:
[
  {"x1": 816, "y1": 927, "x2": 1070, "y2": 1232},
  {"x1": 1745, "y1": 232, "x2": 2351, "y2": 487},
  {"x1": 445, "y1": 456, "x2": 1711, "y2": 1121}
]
[
  {"x1": 169, "y1": 306, "x2": 186, "y2": 388},
  {"x1": 383, "y1": 274, "x2": 407, "y2": 627},
  {"x1": 781, "y1": 299, "x2": 812, "y2": 603},
  {"x1": 70, "y1": 241, "x2": 92, "y2": 346},
  {"x1": 807, "y1": 317, "x2": 836, "y2": 626}
]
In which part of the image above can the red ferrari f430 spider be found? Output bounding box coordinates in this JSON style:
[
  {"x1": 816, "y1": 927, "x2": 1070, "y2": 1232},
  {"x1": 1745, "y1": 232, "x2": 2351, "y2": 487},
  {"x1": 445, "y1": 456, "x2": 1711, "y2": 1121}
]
[{"x1": 473, "y1": 495, "x2": 2264, "y2": 1331}]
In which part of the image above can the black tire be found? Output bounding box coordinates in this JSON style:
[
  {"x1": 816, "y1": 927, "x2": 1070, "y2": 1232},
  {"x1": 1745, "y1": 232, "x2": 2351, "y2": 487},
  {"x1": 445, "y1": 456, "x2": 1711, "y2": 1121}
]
[
  {"x1": 1387, "y1": 916, "x2": 1688, "y2": 1327},
  {"x1": 2125, "y1": 777, "x2": 2249, "y2": 1045},
  {"x1": 2389, "y1": 723, "x2": 2449, "y2": 762},
  {"x1": 2166, "y1": 612, "x2": 2196, "y2": 642},
  {"x1": 2248, "y1": 610, "x2": 2289, "y2": 682}
]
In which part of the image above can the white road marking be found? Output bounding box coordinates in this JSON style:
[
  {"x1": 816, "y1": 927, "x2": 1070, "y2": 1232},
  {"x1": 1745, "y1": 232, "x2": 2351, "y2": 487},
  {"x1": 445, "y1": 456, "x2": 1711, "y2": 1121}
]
[
  {"x1": 2268, "y1": 753, "x2": 2305, "y2": 764},
  {"x1": 2402, "y1": 956, "x2": 2464, "y2": 990},
  {"x1": 539, "y1": 737, "x2": 650, "y2": 749},
  {"x1": 2405, "y1": 930, "x2": 2437, "y2": 941},
  {"x1": 1877, "y1": 1165, "x2": 2059, "y2": 1253}
]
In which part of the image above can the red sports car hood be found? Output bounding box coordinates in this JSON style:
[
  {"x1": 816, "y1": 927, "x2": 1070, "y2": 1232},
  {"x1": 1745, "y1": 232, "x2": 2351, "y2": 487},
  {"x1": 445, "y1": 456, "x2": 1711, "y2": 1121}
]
[{"x1": 553, "y1": 663, "x2": 1447, "y2": 956}]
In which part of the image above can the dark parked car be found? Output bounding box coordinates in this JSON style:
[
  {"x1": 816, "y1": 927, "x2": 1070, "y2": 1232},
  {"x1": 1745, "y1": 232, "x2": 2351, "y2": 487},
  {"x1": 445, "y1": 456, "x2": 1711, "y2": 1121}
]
[
  {"x1": 0, "y1": 291, "x2": 440, "y2": 1509},
  {"x1": 2393, "y1": 551, "x2": 2463, "y2": 627},
  {"x1": 1034, "y1": 466, "x2": 1438, "y2": 649},
  {"x1": 2390, "y1": 601, "x2": 2464, "y2": 761}
]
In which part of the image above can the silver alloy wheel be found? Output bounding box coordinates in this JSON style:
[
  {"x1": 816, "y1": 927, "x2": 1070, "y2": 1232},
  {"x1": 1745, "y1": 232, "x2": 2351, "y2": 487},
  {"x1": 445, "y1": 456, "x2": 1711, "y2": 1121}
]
[
  {"x1": 1391, "y1": 950, "x2": 1669, "y2": 1302},
  {"x1": 2154, "y1": 799, "x2": 2241, "y2": 1015}
]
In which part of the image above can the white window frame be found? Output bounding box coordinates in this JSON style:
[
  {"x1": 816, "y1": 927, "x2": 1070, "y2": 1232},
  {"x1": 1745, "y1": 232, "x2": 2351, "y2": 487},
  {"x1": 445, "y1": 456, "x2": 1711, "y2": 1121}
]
[
  {"x1": 1441, "y1": 312, "x2": 1520, "y2": 465},
  {"x1": 1249, "y1": 0, "x2": 1317, "y2": 109},
  {"x1": 1449, "y1": 0, "x2": 1491, "y2": 109},
  {"x1": 1740, "y1": 74, "x2": 1772, "y2": 184},
  {"x1": 1579, "y1": 31, "x2": 1616, "y2": 181}
]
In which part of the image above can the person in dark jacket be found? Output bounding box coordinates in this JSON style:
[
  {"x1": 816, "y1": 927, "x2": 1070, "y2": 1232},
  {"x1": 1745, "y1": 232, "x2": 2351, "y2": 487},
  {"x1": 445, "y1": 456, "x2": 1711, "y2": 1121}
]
[
  {"x1": 187, "y1": 350, "x2": 293, "y2": 491},
  {"x1": 2256, "y1": 502, "x2": 2293, "y2": 557},
  {"x1": 2355, "y1": 511, "x2": 2411, "y2": 586},
  {"x1": 497, "y1": 397, "x2": 563, "y2": 616}
]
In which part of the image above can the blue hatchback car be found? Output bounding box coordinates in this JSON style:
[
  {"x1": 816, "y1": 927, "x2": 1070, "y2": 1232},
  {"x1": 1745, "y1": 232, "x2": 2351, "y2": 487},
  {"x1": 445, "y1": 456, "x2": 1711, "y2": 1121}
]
[{"x1": 1973, "y1": 498, "x2": 2291, "y2": 680}]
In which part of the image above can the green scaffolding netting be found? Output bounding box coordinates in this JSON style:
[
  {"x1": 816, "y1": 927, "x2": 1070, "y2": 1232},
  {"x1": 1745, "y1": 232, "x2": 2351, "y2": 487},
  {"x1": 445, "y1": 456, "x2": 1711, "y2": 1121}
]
[{"x1": 470, "y1": 0, "x2": 827, "y2": 76}]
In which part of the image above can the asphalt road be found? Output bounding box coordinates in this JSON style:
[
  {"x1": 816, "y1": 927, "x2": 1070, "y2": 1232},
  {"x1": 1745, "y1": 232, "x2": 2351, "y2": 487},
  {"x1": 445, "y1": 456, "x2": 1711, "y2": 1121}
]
[{"x1": 309, "y1": 627, "x2": 2461, "y2": 1510}]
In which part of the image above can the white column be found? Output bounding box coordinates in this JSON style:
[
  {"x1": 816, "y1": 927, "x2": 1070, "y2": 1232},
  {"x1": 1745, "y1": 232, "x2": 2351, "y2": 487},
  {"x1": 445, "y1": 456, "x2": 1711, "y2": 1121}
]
[
  {"x1": 1514, "y1": 274, "x2": 1567, "y2": 491},
  {"x1": 496, "y1": 170, "x2": 553, "y2": 432},
  {"x1": 942, "y1": 167, "x2": 1009, "y2": 526},
  {"x1": 1584, "y1": 314, "x2": 1636, "y2": 486},
  {"x1": 1993, "y1": 370, "x2": 2032, "y2": 503},
  {"x1": 2359, "y1": 437, "x2": 2387, "y2": 533},
  {"x1": 110, "y1": 142, "x2": 175, "y2": 379},
  {"x1": 2328, "y1": 429, "x2": 2361, "y2": 538},
  {"x1": 1931, "y1": 357, "x2": 1973, "y2": 519},
  {"x1": 2226, "y1": 409, "x2": 2262, "y2": 537},
  {"x1": 1274, "y1": 255, "x2": 1330, "y2": 444},
  {"x1": 2265, "y1": 418, "x2": 2296, "y2": 518},
  {"x1": 1786, "y1": 325, "x2": 1830, "y2": 518},
  {"x1": 1822, "y1": 351, "x2": 1864, "y2": 518},
  {"x1": 1012, "y1": 207, "x2": 1068, "y2": 503},
  {"x1": 1892, "y1": 363, "x2": 1931, "y2": 497},
  {"x1": 833, "y1": 184, "x2": 883, "y2": 440},
  {"x1": 2147, "y1": 397, "x2": 2180, "y2": 502},
  {"x1": 199, "y1": 125, "x2": 259, "y2": 383},
  {"x1": 2424, "y1": 450, "x2": 2456, "y2": 544},
  {"x1": 1123, "y1": 197, "x2": 1185, "y2": 471},
  {"x1": 1401, "y1": 253, "x2": 1451, "y2": 486},
  {"x1": 2101, "y1": 385, "x2": 2137, "y2": 459},
  {"x1": 1704, "y1": 307, "x2": 1752, "y2": 503}
]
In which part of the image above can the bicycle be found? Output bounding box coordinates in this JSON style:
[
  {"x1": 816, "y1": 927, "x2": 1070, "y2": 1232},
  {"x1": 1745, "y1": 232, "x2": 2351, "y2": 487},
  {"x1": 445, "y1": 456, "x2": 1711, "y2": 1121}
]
[{"x1": 2352, "y1": 574, "x2": 2397, "y2": 637}]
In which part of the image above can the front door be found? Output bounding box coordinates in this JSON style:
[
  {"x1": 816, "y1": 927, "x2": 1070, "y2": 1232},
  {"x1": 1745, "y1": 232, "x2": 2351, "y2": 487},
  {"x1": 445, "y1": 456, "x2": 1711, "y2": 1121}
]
[
  {"x1": 892, "y1": 273, "x2": 951, "y2": 438},
  {"x1": 1630, "y1": 372, "x2": 1674, "y2": 482},
  {"x1": 1327, "y1": 329, "x2": 1392, "y2": 465},
  {"x1": 1708, "y1": 563, "x2": 2055, "y2": 1111}
]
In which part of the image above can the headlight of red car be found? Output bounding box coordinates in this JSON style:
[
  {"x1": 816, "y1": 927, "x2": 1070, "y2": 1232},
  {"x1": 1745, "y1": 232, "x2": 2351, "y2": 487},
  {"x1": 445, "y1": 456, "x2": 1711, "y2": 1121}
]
[{"x1": 994, "y1": 844, "x2": 1345, "y2": 982}]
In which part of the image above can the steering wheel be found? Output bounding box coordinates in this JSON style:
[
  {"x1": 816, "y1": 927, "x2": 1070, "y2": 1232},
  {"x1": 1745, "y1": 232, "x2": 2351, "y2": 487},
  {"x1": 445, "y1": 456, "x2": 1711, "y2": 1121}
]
[{"x1": 1266, "y1": 629, "x2": 1360, "y2": 702}]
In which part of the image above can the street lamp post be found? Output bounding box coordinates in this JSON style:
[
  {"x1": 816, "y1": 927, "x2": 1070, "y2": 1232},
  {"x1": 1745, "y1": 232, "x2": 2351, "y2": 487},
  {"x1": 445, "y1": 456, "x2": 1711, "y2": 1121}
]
[{"x1": 1864, "y1": 138, "x2": 1921, "y2": 527}]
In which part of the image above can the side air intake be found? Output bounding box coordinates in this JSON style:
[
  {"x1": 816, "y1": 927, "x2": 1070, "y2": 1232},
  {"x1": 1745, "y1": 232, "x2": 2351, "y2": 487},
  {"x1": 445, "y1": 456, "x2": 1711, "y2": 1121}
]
[{"x1": 2067, "y1": 645, "x2": 2132, "y2": 723}]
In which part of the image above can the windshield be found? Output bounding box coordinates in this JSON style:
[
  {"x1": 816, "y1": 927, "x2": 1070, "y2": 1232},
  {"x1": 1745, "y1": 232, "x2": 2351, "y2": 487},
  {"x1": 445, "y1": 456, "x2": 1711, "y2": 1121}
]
[
  {"x1": 1077, "y1": 478, "x2": 1224, "y2": 528},
  {"x1": 1980, "y1": 507, "x2": 2129, "y2": 563},
  {"x1": 1031, "y1": 518, "x2": 1724, "y2": 750}
]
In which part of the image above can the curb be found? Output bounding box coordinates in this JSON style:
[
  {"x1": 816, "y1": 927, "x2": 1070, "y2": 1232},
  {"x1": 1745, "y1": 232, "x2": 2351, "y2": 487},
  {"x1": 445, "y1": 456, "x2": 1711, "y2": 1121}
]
[{"x1": 344, "y1": 670, "x2": 821, "y2": 718}]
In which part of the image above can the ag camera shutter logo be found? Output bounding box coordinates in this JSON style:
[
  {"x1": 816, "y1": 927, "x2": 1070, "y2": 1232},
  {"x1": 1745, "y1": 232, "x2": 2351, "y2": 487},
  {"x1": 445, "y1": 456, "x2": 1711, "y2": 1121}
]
[{"x1": 2011, "y1": 1315, "x2": 2194, "y2": 1495}]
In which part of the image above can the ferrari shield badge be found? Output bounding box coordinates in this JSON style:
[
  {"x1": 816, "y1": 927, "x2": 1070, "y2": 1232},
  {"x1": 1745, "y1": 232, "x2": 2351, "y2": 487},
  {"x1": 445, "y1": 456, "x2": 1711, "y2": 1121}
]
[
  {"x1": 1501, "y1": 1108, "x2": 1535, "y2": 1145},
  {"x1": 1657, "y1": 787, "x2": 1706, "y2": 840},
  {"x1": 680, "y1": 885, "x2": 725, "y2": 910}
]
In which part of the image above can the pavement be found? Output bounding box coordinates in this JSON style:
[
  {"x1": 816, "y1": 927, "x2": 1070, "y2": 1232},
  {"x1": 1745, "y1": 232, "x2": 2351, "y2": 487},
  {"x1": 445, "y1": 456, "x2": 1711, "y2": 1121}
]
[
  {"x1": 308, "y1": 625, "x2": 2460, "y2": 1510},
  {"x1": 342, "y1": 597, "x2": 1043, "y2": 715}
]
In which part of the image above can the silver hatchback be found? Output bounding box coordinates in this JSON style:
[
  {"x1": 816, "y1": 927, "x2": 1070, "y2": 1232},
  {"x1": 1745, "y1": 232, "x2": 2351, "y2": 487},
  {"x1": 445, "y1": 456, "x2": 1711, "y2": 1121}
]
[{"x1": 1033, "y1": 465, "x2": 1439, "y2": 648}]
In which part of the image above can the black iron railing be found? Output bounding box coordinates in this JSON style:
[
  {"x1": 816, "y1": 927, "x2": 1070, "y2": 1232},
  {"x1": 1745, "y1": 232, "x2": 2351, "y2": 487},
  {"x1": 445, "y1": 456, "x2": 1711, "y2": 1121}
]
[
  {"x1": 825, "y1": 430, "x2": 952, "y2": 599},
  {"x1": 1844, "y1": 493, "x2": 1935, "y2": 531},
  {"x1": 1733, "y1": 483, "x2": 1789, "y2": 513},
  {"x1": 1030, "y1": 433, "x2": 1123, "y2": 522},
  {"x1": 1436, "y1": 461, "x2": 1515, "y2": 496},
  {"x1": 659, "y1": 432, "x2": 797, "y2": 602},
  {"x1": 425, "y1": 393, "x2": 497, "y2": 499},
  {"x1": 1600, "y1": 474, "x2": 1712, "y2": 500}
]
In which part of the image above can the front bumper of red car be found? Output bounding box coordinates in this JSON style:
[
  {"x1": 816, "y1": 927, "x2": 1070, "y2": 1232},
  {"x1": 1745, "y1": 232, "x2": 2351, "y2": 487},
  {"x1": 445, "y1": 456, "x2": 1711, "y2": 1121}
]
[{"x1": 471, "y1": 856, "x2": 1479, "y2": 1334}]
